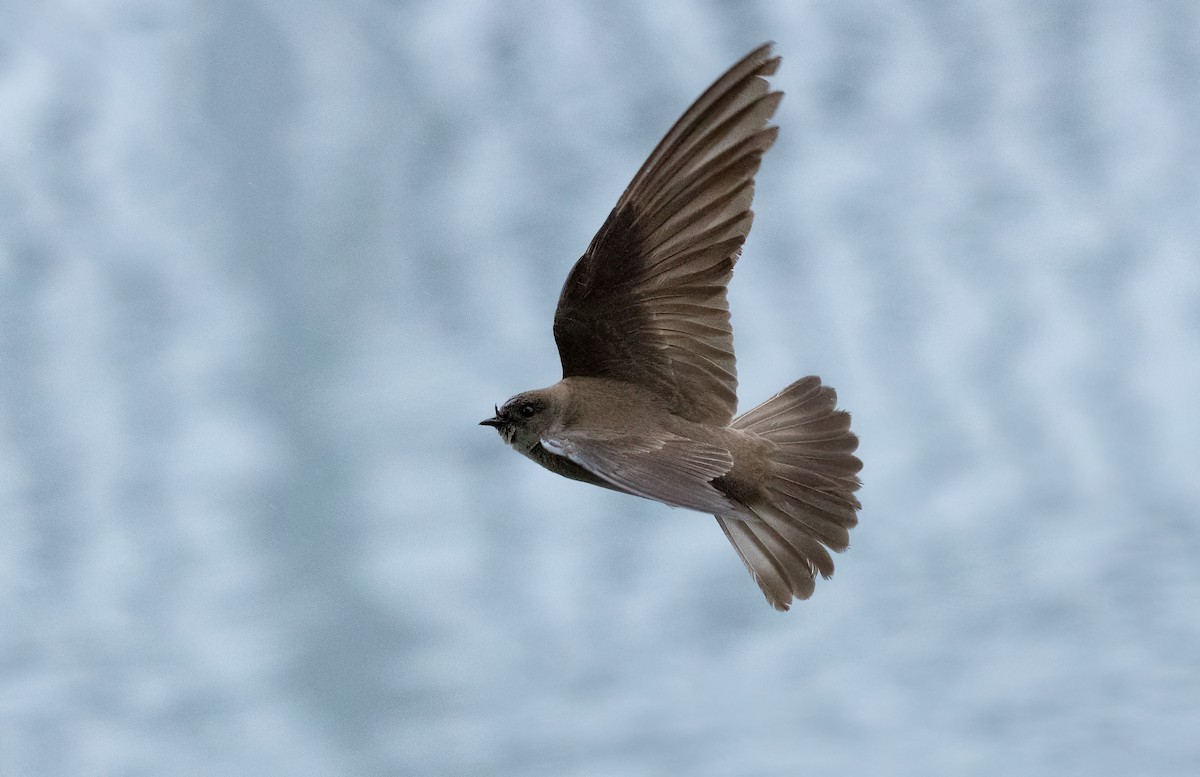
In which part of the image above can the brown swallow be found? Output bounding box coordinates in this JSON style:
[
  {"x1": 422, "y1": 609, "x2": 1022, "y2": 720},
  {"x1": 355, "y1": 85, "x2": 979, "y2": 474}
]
[{"x1": 481, "y1": 43, "x2": 862, "y2": 610}]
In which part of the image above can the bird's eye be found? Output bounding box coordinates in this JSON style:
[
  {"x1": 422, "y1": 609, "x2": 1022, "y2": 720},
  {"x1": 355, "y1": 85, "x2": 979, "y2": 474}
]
[{"x1": 519, "y1": 403, "x2": 536, "y2": 418}]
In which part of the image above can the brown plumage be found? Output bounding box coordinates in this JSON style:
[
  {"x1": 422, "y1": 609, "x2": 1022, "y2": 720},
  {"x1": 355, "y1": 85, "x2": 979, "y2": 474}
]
[{"x1": 481, "y1": 43, "x2": 862, "y2": 610}]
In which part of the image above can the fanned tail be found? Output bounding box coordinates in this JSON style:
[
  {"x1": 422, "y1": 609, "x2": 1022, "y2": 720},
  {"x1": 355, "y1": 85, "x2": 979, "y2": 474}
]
[{"x1": 717, "y1": 376, "x2": 862, "y2": 610}]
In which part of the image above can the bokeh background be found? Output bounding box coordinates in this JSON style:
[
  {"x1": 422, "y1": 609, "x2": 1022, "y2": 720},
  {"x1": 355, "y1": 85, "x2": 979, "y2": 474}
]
[{"x1": 3, "y1": 1, "x2": 1199, "y2": 775}]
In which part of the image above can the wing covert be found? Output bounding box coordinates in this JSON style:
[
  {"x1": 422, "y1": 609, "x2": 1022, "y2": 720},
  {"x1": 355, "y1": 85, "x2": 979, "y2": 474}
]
[{"x1": 541, "y1": 430, "x2": 735, "y2": 514}]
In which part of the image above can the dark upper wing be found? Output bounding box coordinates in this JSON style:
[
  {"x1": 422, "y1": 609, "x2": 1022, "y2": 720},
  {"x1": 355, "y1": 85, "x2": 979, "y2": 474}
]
[
  {"x1": 541, "y1": 429, "x2": 735, "y2": 514},
  {"x1": 553, "y1": 43, "x2": 782, "y2": 426}
]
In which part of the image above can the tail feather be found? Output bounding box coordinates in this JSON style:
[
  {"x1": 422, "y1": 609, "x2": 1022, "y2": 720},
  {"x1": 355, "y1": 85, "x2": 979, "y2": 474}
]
[
  {"x1": 765, "y1": 489, "x2": 851, "y2": 549},
  {"x1": 756, "y1": 503, "x2": 835, "y2": 577},
  {"x1": 718, "y1": 376, "x2": 862, "y2": 611},
  {"x1": 717, "y1": 516, "x2": 815, "y2": 606},
  {"x1": 768, "y1": 467, "x2": 862, "y2": 503}
]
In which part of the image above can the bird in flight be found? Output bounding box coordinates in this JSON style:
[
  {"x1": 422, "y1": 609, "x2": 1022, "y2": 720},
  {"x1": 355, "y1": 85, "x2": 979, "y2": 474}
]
[{"x1": 481, "y1": 43, "x2": 862, "y2": 610}]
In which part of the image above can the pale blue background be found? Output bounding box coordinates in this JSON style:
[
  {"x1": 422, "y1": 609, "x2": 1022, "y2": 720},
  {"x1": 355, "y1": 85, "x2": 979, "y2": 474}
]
[{"x1": 2, "y1": 1, "x2": 1198, "y2": 775}]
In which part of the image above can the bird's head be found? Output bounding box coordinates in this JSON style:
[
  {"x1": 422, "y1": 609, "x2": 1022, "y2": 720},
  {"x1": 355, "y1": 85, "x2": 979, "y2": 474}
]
[{"x1": 480, "y1": 389, "x2": 557, "y2": 451}]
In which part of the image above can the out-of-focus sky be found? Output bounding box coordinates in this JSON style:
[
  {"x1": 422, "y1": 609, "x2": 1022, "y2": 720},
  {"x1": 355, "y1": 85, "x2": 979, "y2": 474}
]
[{"x1": 2, "y1": 2, "x2": 1198, "y2": 775}]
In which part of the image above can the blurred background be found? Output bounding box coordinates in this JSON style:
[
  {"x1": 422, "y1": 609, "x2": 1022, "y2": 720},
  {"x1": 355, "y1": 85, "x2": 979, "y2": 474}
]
[{"x1": 2, "y1": 1, "x2": 1199, "y2": 775}]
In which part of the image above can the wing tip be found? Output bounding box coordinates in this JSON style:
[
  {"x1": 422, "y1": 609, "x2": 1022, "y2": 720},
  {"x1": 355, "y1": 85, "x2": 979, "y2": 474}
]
[{"x1": 744, "y1": 41, "x2": 781, "y2": 77}]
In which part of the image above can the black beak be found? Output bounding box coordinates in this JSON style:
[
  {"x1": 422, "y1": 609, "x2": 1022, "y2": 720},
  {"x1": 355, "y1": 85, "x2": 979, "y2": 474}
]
[{"x1": 480, "y1": 405, "x2": 504, "y2": 428}]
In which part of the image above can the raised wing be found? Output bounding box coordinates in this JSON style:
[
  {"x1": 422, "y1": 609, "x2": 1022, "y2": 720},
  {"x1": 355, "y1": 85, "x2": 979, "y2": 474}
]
[
  {"x1": 553, "y1": 43, "x2": 782, "y2": 426},
  {"x1": 541, "y1": 430, "x2": 734, "y2": 514}
]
